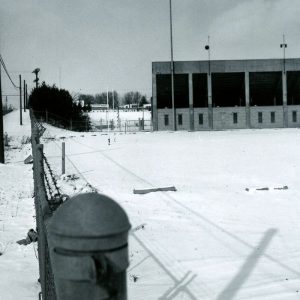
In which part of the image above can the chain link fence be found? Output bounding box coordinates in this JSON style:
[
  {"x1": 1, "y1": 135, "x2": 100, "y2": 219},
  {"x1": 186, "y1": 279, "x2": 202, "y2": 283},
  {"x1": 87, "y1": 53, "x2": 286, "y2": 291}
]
[
  {"x1": 30, "y1": 109, "x2": 131, "y2": 300},
  {"x1": 34, "y1": 110, "x2": 153, "y2": 133},
  {"x1": 31, "y1": 110, "x2": 64, "y2": 300}
]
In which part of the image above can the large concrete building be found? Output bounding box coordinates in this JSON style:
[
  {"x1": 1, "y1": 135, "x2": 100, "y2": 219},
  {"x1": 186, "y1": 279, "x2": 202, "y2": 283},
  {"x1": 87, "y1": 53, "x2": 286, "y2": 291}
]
[{"x1": 152, "y1": 58, "x2": 300, "y2": 131}]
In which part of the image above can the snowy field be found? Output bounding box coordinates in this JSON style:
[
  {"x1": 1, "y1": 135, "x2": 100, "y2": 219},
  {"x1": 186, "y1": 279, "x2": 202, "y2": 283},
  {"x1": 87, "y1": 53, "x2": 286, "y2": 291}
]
[
  {"x1": 89, "y1": 109, "x2": 151, "y2": 122},
  {"x1": 1, "y1": 111, "x2": 39, "y2": 299},
  {"x1": 2, "y1": 110, "x2": 300, "y2": 299}
]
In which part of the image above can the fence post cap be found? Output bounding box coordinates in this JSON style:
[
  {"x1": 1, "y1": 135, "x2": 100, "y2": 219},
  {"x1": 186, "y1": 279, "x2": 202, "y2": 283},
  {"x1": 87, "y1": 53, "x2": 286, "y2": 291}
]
[{"x1": 48, "y1": 193, "x2": 131, "y2": 240}]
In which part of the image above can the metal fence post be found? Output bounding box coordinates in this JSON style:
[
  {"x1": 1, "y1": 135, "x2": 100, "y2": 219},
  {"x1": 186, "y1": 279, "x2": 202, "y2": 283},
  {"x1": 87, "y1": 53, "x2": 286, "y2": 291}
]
[
  {"x1": 47, "y1": 193, "x2": 131, "y2": 300},
  {"x1": 62, "y1": 142, "x2": 65, "y2": 175}
]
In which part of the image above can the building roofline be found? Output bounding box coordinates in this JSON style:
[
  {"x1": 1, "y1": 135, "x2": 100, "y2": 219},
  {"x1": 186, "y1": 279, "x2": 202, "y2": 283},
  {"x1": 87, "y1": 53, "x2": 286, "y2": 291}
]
[
  {"x1": 152, "y1": 57, "x2": 300, "y2": 64},
  {"x1": 152, "y1": 58, "x2": 300, "y2": 64}
]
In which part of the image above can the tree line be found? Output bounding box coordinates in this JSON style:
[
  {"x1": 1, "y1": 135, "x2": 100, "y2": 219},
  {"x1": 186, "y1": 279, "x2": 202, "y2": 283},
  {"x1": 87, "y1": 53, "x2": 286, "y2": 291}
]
[
  {"x1": 77, "y1": 91, "x2": 150, "y2": 108},
  {"x1": 28, "y1": 84, "x2": 151, "y2": 131}
]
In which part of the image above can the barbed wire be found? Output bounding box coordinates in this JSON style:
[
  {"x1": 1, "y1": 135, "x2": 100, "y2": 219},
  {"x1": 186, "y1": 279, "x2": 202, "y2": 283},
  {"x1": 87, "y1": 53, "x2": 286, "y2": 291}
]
[
  {"x1": 43, "y1": 164, "x2": 54, "y2": 200},
  {"x1": 42, "y1": 154, "x2": 61, "y2": 198},
  {"x1": 31, "y1": 111, "x2": 67, "y2": 211}
]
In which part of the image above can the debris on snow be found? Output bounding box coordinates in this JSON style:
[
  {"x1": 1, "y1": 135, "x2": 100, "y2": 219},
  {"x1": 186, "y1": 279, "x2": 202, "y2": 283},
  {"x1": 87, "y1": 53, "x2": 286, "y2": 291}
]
[
  {"x1": 24, "y1": 154, "x2": 33, "y2": 164},
  {"x1": 256, "y1": 187, "x2": 269, "y2": 191},
  {"x1": 133, "y1": 186, "x2": 177, "y2": 195},
  {"x1": 17, "y1": 229, "x2": 38, "y2": 245},
  {"x1": 132, "y1": 223, "x2": 146, "y2": 233},
  {"x1": 274, "y1": 186, "x2": 288, "y2": 190},
  {"x1": 245, "y1": 186, "x2": 289, "y2": 192}
]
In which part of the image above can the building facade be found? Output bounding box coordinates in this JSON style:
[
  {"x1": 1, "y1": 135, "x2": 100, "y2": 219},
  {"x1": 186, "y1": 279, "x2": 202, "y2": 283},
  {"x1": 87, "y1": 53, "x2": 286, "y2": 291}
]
[{"x1": 152, "y1": 59, "x2": 300, "y2": 131}]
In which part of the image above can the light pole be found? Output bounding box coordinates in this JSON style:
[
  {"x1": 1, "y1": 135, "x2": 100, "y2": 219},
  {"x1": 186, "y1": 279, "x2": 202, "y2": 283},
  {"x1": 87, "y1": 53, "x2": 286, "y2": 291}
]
[
  {"x1": 280, "y1": 34, "x2": 288, "y2": 127},
  {"x1": 205, "y1": 36, "x2": 213, "y2": 128},
  {"x1": 32, "y1": 68, "x2": 40, "y2": 88},
  {"x1": 280, "y1": 34, "x2": 287, "y2": 74},
  {"x1": 205, "y1": 35, "x2": 211, "y2": 76},
  {"x1": 169, "y1": 0, "x2": 176, "y2": 131}
]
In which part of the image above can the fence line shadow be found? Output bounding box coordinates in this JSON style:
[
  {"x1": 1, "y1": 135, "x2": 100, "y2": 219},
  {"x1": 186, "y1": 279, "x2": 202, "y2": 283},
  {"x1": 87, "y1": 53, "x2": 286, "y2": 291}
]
[
  {"x1": 158, "y1": 271, "x2": 197, "y2": 300},
  {"x1": 132, "y1": 233, "x2": 198, "y2": 300},
  {"x1": 217, "y1": 228, "x2": 278, "y2": 300}
]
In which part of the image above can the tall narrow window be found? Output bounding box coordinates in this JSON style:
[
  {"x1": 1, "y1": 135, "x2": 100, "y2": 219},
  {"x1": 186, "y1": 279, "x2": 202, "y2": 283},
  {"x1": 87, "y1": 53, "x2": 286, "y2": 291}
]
[
  {"x1": 258, "y1": 112, "x2": 263, "y2": 123},
  {"x1": 233, "y1": 112, "x2": 238, "y2": 124},
  {"x1": 164, "y1": 115, "x2": 169, "y2": 126},
  {"x1": 270, "y1": 112, "x2": 275, "y2": 123},
  {"x1": 178, "y1": 114, "x2": 183, "y2": 126},
  {"x1": 293, "y1": 111, "x2": 297, "y2": 123},
  {"x1": 199, "y1": 113, "x2": 203, "y2": 125}
]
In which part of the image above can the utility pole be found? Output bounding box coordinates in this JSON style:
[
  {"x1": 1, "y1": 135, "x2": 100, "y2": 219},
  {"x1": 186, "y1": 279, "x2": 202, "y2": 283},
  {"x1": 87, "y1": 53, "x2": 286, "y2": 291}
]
[
  {"x1": 19, "y1": 75, "x2": 22, "y2": 125},
  {"x1": 25, "y1": 83, "x2": 28, "y2": 108},
  {"x1": 205, "y1": 35, "x2": 213, "y2": 129},
  {"x1": 0, "y1": 63, "x2": 4, "y2": 163},
  {"x1": 280, "y1": 34, "x2": 288, "y2": 127},
  {"x1": 32, "y1": 68, "x2": 40, "y2": 88},
  {"x1": 280, "y1": 34, "x2": 287, "y2": 74},
  {"x1": 23, "y1": 80, "x2": 26, "y2": 112},
  {"x1": 205, "y1": 36, "x2": 211, "y2": 76},
  {"x1": 169, "y1": 0, "x2": 176, "y2": 131}
]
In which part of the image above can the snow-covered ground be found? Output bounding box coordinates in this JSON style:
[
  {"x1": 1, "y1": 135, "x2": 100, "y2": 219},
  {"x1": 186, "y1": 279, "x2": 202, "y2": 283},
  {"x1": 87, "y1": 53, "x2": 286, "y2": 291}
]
[
  {"x1": 2, "y1": 109, "x2": 300, "y2": 299},
  {"x1": 0, "y1": 110, "x2": 39, "y2": 299}
]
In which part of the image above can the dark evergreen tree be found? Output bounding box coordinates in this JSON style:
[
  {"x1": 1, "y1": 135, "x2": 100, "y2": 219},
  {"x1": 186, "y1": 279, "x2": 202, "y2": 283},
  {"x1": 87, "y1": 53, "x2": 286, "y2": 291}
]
[{"x1": 29, "y1": 82, "x2": 91, "y2": 131}]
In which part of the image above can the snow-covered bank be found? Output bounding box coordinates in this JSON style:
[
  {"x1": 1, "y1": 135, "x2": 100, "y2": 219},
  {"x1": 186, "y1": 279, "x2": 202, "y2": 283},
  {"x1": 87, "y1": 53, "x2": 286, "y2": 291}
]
[{"x1": 1, "y1": 110, "x2": 39, "y2": 299}]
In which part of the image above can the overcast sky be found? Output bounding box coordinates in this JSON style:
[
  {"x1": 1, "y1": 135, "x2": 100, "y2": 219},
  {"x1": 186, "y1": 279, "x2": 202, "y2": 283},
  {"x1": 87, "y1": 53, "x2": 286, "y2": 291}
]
[{"x1": 1, "y1": 0, "x2": 300, "y2": 107}]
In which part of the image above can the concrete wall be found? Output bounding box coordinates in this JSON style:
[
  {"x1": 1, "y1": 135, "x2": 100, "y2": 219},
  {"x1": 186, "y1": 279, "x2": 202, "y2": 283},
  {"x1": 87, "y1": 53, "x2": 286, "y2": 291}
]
[
  {"x1": 158, "y1": 106, "x2": 300, "y2": 130},
  {"x1": 157, "y1": 109, "x2": 173, "y2": 131},
  {"x1": 157, "y1": 108, "x2": 190, "y2": 131},
  {"x1": 249, "y1": 106, "x2": 284, "y2": 128},
  {"x1": 176, "y1": 108, "x2": 190, "y2": 131},
  {"x1": 287, "y1": 105, "x2": 300, "y2": 127},
  {"x1": 213, "y1": 107, "x2": 247, "y2": 130},
  {"x1": 194, "y1": 108, "x2": 210, "y2": 130}
]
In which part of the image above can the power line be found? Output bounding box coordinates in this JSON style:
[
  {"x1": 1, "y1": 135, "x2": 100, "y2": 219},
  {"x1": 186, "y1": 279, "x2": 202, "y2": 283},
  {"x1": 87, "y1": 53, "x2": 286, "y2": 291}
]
[{"x1": 0, "y1": 54, "x2": 19, "y2": 90}]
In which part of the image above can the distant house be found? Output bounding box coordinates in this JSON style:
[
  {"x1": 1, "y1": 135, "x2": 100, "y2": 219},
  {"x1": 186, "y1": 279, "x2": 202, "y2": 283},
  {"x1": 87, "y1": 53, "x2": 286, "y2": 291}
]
[
  {"x1": 75, "y1": 100, "x2": 85, "y2": 107},
  {"x1": 143, "y1": 103, "x2": 151, "y2": 110},
  {"x1": 123, "y1": 104, "x2": 138, "y2": 109},
  {"x1": 91, "y1": 104, "x2": 109, "y2": 110}
]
